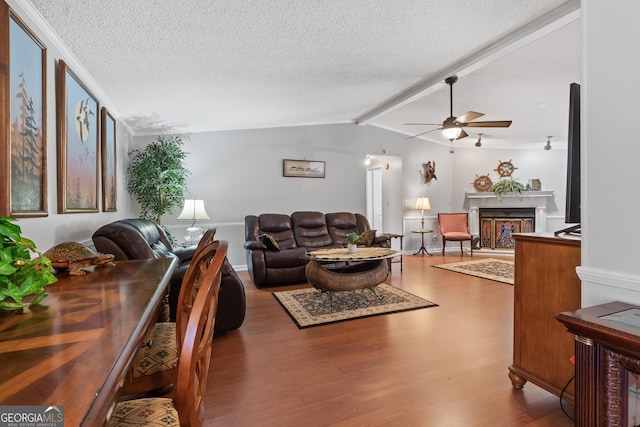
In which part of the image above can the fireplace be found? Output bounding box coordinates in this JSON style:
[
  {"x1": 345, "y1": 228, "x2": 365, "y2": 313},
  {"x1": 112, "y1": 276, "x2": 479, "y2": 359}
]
[
  {"x1": 479, "y1": 207, "x2": 535, "y2": 249},
  {"x1": 465, "y1": 191, "x2": 554, "y2": 250}
]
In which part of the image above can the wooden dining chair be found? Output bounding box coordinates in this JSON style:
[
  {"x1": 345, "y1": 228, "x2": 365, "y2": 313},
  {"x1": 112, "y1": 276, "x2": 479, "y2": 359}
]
[
  {"x1": 195, "y1": 227, "x2": 217, "y2": 252},
  {"x1": 108, "y1": 240, "x2": 228, "y2": 427},
  {"x1": 121, "y1": 236, "x2": 220, "y2": 397},
  {"x1": 437, "y1": 213, "x2": 473, "y2": 256}
]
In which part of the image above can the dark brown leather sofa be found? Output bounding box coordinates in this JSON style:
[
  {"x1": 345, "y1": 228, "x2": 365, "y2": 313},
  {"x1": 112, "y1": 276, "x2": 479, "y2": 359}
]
[
  {"x1": 244, "y1": 211, "x2": 389, "y2": 287},
  {"x1": 92, "y1": 218, "x2": 245, "y2": 333}
]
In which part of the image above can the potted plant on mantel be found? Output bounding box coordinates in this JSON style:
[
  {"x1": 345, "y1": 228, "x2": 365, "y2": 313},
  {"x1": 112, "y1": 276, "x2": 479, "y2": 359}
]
[
  {"x1": 0, "y1": 217, "x2": 57, "y2": 311},
  {"x1": 490, "y1": 177, "x2": 526, "y2": 200},
  {"x1": 127, "y1": 135, "x2": 190, "y2": 241}
]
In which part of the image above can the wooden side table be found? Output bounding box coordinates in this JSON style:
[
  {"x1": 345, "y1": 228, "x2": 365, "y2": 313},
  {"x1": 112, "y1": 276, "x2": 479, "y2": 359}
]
[
  {"x1": 383, "y1": 233, "x2": 404, "y2": 271},
  {"x1": 411, "y1": 229, "x2": 433, "y2": 256}
]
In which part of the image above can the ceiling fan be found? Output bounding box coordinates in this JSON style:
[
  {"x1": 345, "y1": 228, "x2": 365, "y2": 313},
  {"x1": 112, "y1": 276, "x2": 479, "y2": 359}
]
[{"x1": 406, "y1": 76, "x2": 512, "y2": 141}]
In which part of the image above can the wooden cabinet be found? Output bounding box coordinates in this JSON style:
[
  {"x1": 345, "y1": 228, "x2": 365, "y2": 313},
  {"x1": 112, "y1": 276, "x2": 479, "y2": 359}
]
[
  {"x1": 556, "y1": 302, "x2": 640, "y2": 426},
  {"x1": 508, "y1": 233, "x2": 581, "y2": 403}
]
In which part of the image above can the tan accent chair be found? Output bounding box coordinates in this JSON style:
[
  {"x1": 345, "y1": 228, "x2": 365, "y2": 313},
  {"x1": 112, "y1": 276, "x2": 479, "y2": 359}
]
[{"x1": 437, "y1": 213, "x2": 473, "y2": 256}]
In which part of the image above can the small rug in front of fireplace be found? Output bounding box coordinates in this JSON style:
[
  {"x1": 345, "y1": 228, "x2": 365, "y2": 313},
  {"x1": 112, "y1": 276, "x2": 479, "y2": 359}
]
[
  {"x1": 273, "y1": 284, "x2": 438, "y2": 329},
  {"x1": 433, "y1": 258, "x2": 514, "y2": 285}
]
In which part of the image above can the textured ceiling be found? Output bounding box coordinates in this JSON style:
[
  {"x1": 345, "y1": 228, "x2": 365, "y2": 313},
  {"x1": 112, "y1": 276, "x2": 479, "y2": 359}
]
[{"x1": 25, "y1": 0, "x2": 579, "y2": 146}]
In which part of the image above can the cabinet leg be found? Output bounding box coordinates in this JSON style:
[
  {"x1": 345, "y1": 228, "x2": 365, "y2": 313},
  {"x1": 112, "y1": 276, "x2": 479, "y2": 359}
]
[{"x1": 508, "y1": 366, "x2": 527, "y2": 389}]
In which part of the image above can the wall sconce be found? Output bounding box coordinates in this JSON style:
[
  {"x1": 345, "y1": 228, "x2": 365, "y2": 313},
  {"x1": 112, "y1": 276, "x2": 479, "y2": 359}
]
[
  {"x1": 414, "y1": 197, "x2": 431, "y2": 230},
  {"x1": 177, "y1": 199, "x2": 210, "y2": 244}
]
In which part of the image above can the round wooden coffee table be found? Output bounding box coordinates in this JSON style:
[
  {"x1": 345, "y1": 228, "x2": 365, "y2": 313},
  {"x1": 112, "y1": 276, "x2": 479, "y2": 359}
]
[{"x1": 304, "y1": 247, "x2": 398, "y2": 293}]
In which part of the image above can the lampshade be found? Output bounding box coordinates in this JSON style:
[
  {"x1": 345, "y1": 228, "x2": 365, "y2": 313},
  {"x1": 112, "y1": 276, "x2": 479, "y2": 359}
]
[
  {"x1": 414, "y1": 197, "x2": 431, "y2": 230},
  {"x1": 414, "y1": 197, "x2": 431, "y2": 211},
  {"x1": 177, "y1": 199, "x2": 210, "y2": 245},
  {"x1": 177, "y1": 199, "x2": 209, "y2": 221}
]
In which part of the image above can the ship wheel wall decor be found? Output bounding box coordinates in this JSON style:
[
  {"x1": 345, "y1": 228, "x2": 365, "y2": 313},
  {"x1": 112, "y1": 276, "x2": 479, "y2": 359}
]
[
  {"x1": 495, "y1": 159, "x2": 516, "y2": 177},
  {"x1": 473, "y1": 175, "x2": 492, "y2": 192}
]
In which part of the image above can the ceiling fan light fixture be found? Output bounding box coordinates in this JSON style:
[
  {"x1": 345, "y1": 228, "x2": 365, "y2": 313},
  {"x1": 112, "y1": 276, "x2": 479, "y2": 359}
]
[
  {"x1": 442, "y1": 126, "x2": 461, "y2": 140},
  {"x1": 441, "y1": 116, "x2": 461, "y2": 140}
]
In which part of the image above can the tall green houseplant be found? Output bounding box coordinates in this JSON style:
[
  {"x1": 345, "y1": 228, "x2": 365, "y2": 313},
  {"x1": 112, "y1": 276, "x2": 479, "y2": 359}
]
[{"x1": 127, "y1": 135, "x2": 190, "y2": 225}]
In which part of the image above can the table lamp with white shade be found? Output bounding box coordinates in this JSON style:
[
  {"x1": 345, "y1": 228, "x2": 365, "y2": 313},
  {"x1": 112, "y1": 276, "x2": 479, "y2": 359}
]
[
  {"x1": 414, "y1": 197, "x2": 431, "y2": 230},
  {"x1": 177, "y1": 199, "x2": 209, "y2": 244}
]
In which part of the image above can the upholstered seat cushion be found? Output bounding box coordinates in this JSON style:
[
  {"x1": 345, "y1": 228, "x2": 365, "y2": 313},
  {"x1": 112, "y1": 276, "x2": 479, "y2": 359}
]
[
  {"x1": 443, "y1": 232, "x2": 472, "y2": 240},
  {"x1": 264, "y1": 247, "x2": 307, "y2": 268},
  {"x1": 133, "y1": 323, "x2": 177, "y2": 377},
  {"x1": 108, "y1": 397, "x2": 179, "y2": 426}
]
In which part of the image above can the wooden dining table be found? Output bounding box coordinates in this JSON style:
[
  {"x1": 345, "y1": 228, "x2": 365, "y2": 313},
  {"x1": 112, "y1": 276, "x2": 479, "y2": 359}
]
[{"x1": 0, "y1": 257, "x2": 177, "y2": 427}]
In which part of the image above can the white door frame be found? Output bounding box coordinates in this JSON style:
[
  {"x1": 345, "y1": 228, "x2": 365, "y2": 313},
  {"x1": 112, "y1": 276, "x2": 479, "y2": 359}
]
[{"x1": 366, "y1": 166, "x2": 383, "y2": 231}]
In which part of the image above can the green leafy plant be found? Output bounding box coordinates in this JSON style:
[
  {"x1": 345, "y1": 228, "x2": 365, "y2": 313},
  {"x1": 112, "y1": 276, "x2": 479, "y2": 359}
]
[
  {"x1": 127, "y1": 135, "x2": 190, "y2": 225},
  {"x1": 490, "y1": 178, "x2": 526, "y2": 199},
  {"x1": 346, "y1": 232, "x2": 361, "y2": 244},
  {"x1": 0, "y1": 217, "x2": 57, "y2": 310}
]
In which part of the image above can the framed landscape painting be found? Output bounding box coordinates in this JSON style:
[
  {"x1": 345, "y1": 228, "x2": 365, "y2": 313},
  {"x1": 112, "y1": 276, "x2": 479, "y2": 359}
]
[
  {"x1": 56, "y1": 60, "x2": 99, "y2": 213},
  {"x1": 0, "y1": 3, "x2": 48, "y2": 217},
  {"x1": 283, "y1": 159, "x2": 325, "y2": 178},
  {"x1": 101, "y1": 107, "x2": 117, "y2": 212}
]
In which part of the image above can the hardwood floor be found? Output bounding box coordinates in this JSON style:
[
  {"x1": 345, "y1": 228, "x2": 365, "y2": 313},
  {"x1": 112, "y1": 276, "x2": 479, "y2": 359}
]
[{"x1": 205, "y1": 253, "x2": 575, "y2": 426}]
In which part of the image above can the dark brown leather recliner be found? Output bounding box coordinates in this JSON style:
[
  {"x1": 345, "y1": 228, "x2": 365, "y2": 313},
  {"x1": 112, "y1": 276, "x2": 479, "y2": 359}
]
[
  {"x1": 92, "y1": 218, "x2": 245, "y2": 333},
  {"x1": 244, "y1": 211, "x2": 389, "y2": 287}
]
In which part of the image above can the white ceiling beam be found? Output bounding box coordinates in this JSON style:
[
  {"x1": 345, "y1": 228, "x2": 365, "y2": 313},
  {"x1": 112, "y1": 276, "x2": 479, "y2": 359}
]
[{"x1": 353, "y1": 0, "x2": 581, "y2": 126}]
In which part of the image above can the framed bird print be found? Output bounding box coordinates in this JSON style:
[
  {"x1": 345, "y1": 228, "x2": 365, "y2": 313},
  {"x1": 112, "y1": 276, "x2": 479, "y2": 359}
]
[{"x1": 56, "y1": 59, "x2": 99, "y2": 213}]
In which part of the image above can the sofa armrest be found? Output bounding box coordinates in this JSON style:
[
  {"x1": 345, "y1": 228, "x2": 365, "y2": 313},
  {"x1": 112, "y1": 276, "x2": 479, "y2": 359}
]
[
  {"x1": 173, "y1": 246, "x2": 196, "y2": 263},
  {"x1": 244, "y1": 240, "x2": 267, "y2": 250},
  {"x1": 373, "y1": 234, "x2": 391, "y2": 247}
]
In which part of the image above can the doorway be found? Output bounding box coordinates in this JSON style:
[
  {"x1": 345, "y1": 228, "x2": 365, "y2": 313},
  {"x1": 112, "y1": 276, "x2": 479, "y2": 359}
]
[{"x1": 365, "y1": 155, "x2": 403, "y2": 236}]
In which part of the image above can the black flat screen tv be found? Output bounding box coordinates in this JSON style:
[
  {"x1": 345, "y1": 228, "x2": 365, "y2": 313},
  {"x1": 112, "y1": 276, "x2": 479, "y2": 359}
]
[{"x1": 555, "y1": 82, "x2": 581, "y2": 236}]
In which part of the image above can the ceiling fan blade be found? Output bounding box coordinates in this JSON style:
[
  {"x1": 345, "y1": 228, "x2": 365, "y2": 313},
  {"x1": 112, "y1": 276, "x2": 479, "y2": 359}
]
[
  {"x1": 455, "y1": 129, "x2": 468, "y2": 140},
  {"x1": 463, "y1": 120, "x2": 512, "y2": 128},
  {"x1": 456, "y1": 111, "x2": 484, "y2": 123},
  {"x1": 406, "y1": 127, "x2": 440, "y2": 140}
]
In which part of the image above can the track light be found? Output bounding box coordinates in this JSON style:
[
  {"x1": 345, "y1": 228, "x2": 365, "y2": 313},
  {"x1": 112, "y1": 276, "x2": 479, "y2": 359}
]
[
  {"x1": 544, "y1": 136, "x2": 552, "y2": 150},
  {"x1": 475, "y1": 133, "x2": 483, "y2": 147}
]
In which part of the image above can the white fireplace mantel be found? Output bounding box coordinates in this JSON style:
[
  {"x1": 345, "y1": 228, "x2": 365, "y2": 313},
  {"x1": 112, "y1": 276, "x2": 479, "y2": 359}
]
[{"x1": 465, "y1": 191, "x2": 554, "y2": 235}]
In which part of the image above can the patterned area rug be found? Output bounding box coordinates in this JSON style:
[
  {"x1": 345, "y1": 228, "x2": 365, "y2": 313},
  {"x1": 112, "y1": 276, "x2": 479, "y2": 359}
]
[
  {"x1": 273, "y1": 284, "x2": 438, "y2": 329},
  {"x1": 433, "y1": 258, "x2": 514, "y2": 285}
]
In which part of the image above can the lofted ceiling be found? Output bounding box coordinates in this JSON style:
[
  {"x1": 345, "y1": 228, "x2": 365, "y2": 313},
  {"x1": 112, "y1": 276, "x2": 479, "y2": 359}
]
[{"x1": 25, "y1": 0, "x2": 580, "y2": 148}]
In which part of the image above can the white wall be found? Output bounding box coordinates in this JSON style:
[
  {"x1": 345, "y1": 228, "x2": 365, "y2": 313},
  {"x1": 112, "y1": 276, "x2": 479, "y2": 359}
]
[
  {"x1": 6, "y1": 0, "x2": 136, "y2": 253},
  {"x1": 134, "y1": 124, "x2": 415, "y2": 267},
  {"x1": 129, "y1": 124, "x2": 569, "y2": 268},
  {"x1": 579, "y1": 0, "x2": 640, "y2": 306}
]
